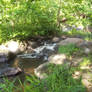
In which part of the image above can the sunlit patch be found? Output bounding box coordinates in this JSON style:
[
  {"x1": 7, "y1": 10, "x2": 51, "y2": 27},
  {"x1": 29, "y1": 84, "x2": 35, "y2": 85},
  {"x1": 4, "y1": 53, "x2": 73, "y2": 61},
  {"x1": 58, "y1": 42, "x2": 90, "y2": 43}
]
[
  {"x1": 3, "y1": 0, "x2": 11, "y2": 2},
  {"x1": 0, "y1": 45, "x2": 7, "y2": 51},
  {"x1": 80, "y1": 66, "x2": 90, "y2": 70},
  {"x1": 49, "y1": 54, "x2": 67, "y2": 65},
  {"x1": 82, "y1": 79, "x2": 92, "y2": 88},
  {"x1": 80, "y1": 58, "x2": 91, "y2": 67},
  {"x1": 8, "y1": 41, "x2": 19, "y2": 53},
  {"x1": 72, "y1": 71, "x2": 81, "y2": 79}
]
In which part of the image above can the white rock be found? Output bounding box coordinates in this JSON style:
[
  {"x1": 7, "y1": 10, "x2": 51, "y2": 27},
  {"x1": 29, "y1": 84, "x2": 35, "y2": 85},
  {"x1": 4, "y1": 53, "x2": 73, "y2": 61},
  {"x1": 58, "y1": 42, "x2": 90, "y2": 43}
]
[
  {"x1": 7, "y1": 41, "x2": 19, "y2": 53},
  {"x1": 49, "y1": 54, "x2": 67, "y2": 65}
]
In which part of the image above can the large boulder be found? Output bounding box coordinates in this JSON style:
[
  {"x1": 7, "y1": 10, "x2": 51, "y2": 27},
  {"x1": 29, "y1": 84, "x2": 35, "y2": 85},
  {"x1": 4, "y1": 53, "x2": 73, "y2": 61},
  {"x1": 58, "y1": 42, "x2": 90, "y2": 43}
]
[
  {"x1": 57, "y1": 38, "x2": 84, "y2": 46},
  {"x1": 34, "y1": 54, "x2": 71, "y2": 79},
  {"x1": 0, "y1": 41, "x2": 27, "y2": 61},
  {"x1": 57, "y1": 38, "x2": 92, "y2": 55},
  {"x1": 6, "y1": 41, "x2": 27, "y2": 54}
]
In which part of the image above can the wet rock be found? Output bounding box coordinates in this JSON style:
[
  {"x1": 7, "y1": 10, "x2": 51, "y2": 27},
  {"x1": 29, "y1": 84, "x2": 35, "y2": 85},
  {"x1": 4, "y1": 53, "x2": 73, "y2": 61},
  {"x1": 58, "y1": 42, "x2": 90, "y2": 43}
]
[
  {"x1": 18, "y1": 43, "x2": 57, "y2": 60},
  {"x1": 57, "y1": 38, "x2": 84, "y2": 46},
  {"x1": 0, "y1": 67, "x2": 22, "y2": 78},
  {"x1": 27, "y1": 41, "x2": 41, "y2": 48},
  {"x1": 0, "y1": 53, "x2": 8, "y2": 62},
  {"x1": 0, "y1": 63, "x2": 9, "y2": 70}
]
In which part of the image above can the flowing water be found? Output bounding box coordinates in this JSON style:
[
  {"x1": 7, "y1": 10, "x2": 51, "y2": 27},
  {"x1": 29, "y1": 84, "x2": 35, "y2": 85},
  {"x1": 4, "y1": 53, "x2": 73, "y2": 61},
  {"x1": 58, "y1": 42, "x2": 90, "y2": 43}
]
[
  {"x1": 12, "y1": 57, "x2": 47, "y2": 75},
  {"x1": 0, "y1": 42, "x2": 57, "y2": 92}
]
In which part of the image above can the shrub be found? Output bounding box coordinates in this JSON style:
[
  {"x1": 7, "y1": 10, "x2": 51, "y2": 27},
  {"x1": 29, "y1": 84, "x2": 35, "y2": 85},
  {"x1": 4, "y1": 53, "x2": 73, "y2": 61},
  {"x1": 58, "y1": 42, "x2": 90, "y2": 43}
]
[{"x1": 0, "y1": 0, "x2": 92, "y2": 43}]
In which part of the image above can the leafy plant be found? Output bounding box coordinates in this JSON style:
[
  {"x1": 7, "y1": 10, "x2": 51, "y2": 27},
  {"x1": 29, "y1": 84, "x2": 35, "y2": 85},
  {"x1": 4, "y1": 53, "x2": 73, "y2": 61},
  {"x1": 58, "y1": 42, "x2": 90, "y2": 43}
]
[
  {"x1": 0, "y1": 0, "x2": 92, "y2": 43},
  {"x1": 0, "y1": 78, "x2": 16, "y2": 92}
]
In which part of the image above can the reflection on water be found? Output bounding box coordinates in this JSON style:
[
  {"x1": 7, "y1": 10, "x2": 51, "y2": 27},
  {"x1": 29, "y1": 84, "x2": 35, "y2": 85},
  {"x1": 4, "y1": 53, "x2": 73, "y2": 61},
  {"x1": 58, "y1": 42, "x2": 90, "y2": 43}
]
[
  {"x1": 0, "y1": 62, "x2": 9, "y2": 70},
  {"x1": 12, "y1": 57, "x2": 47, "y2": 75},
  {"x1": 7, "y1": 57, "x2": 46, "y2": 91}
]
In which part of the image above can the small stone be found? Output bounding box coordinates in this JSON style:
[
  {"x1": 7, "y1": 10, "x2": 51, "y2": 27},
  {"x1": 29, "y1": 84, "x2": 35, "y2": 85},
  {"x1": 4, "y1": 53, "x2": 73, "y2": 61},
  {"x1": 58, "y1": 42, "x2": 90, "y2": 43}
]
[
  {"x1": 84, "y1": 48, "x2": 90, "y2": 54},
  {"x1": 52, "y1": 37, "x2": 60, "y2": 42}
]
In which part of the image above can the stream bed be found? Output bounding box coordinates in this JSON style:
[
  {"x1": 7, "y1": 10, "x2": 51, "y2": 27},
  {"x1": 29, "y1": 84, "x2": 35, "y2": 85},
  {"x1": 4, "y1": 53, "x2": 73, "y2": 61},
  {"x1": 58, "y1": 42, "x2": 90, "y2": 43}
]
[{"x1": 0, "y1": 41, "x2": 58, "y2": 87}]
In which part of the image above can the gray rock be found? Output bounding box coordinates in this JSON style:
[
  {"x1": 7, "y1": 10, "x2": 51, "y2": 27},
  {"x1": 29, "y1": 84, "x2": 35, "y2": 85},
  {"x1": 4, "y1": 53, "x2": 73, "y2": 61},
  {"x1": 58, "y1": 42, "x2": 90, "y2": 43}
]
[
  {"x1": 0, "y1": 53, "x2": 8, "y2": 62},
  {"x1": 71, "y1": 57, "x2": 83, "y2": 67},
  {"x1": 0, "y1": 67, "x2": 22, "y2": 78},
  {"x1": 34, "y1": 62, "x2": 49, "y2": 79},
  {"x1": 78, "y1": 41, "x2": 92, "y2": 54},
  {"x1": 18, "y1": 43, "x2": 57, "y2": 61},
  {"x1": 85, "y1": 25, "x2": 92, "y2": 32},
  {"x1": 34, "y1": 54, "x2": 71, "y2": 79},
  {"x1": 57, "y1": 38, "x2": 84, "y2": 46}
]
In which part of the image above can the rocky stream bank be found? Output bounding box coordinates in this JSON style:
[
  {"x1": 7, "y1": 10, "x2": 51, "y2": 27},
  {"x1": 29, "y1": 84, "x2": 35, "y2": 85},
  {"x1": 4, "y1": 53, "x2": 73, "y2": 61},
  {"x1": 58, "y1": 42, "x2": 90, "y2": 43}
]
[{"x1": 0, "y1": 37, "x2": 92, "y2": 92}]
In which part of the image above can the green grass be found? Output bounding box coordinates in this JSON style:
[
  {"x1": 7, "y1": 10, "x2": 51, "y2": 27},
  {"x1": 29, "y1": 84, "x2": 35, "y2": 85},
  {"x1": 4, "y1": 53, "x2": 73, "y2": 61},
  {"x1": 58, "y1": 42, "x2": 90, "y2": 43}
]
[
  {"x1": 23, "y1": 64, "x2": 86, "y2": 92},
  {"x1": 0, "y1": 64, "x2": 86, "y2": 92},
  {"x1": 0, "y1": 0, "x2": 92, "y2": 43},
  {"x1": 58, "y1": 44, "x2": 80, "y2": 56}
]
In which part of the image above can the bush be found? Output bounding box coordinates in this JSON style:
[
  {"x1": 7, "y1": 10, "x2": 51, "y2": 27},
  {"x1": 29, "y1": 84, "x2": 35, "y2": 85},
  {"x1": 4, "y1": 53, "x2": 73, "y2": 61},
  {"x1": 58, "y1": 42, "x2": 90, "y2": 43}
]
[
  {"x1": 0, "y1": 0, "x2": 59, "y2": 43},
  {"x1": 0, "y1": 0, "x2": 91, "y2": 43}
]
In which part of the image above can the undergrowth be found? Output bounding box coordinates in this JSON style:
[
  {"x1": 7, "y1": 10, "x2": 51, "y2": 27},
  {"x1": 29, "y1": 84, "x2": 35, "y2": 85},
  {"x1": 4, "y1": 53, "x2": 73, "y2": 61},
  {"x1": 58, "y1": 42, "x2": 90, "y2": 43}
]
[{"x1": 0, "y1": 64, "x2": 86, "y2": 92}]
